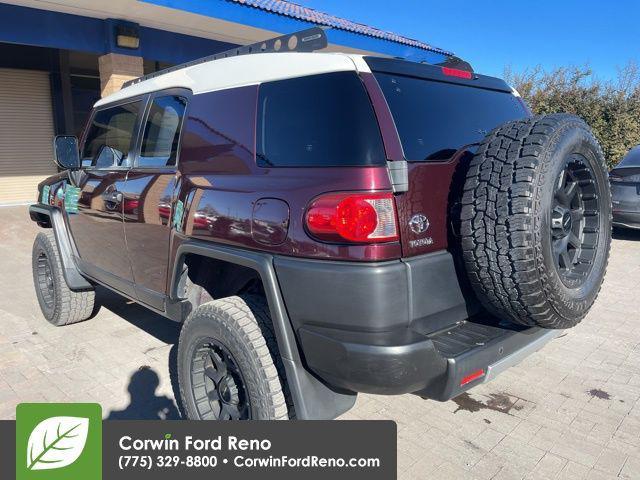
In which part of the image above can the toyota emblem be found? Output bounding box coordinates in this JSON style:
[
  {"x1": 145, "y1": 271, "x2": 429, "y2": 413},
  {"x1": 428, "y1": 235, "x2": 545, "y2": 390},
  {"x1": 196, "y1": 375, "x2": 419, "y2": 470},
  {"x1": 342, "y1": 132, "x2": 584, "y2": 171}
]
[{"x1": 409, "y1": 214, "x2": 429, "y2": 234}]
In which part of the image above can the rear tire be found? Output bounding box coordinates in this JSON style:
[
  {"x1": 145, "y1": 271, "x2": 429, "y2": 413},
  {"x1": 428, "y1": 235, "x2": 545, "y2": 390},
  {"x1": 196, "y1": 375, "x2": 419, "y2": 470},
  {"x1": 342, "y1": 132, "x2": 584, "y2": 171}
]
[
  {"x1": 32, "y1": 231, "x2": 96, "y2": 326},
  {"x1": 178, "y1": 295, "x2": 290, "y2": 420},
  {"x1": 460, "y1": 114, "x2": 611, "y2": 329}
]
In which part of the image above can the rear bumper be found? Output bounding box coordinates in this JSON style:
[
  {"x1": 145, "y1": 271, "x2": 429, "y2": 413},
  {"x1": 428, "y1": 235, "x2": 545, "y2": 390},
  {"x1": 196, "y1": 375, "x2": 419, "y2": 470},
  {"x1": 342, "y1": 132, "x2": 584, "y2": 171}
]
[
  {"x1": 274, "y1": 251, "x2": 560, "y2": 399},
  {"x1": 298, "y1": 320, "x2": 558, "y2": 399}
]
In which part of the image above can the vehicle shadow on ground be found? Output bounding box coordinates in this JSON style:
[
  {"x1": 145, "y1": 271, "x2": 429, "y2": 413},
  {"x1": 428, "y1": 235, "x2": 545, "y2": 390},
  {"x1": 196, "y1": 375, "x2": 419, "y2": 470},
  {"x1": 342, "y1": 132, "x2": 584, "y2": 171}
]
[
  {"x1": 95, "y1": 287, "x2": 184, "y2": 419},
  {"x1": 613, "y1": 227, "x2": 640, "y2": 241}
]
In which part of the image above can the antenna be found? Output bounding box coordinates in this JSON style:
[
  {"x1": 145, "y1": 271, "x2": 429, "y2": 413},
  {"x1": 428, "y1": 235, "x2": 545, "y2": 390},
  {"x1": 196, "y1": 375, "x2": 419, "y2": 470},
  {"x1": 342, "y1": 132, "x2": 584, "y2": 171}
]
[{"x1": 123, "y1": 26, "x2": 329, "y2": 88}]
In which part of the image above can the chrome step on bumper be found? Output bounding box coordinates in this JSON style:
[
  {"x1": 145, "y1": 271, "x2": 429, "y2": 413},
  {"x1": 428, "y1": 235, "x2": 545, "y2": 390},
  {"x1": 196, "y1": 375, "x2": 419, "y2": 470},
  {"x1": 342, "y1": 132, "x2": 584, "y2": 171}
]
[{"x1": 484, "y1": 329, "x2": 561, "y2": 383}]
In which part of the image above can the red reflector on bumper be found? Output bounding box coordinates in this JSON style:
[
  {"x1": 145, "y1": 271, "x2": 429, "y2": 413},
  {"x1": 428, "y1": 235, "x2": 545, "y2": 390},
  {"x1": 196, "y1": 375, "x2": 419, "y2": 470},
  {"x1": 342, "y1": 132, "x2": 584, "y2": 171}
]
[{"x1": 460, "y1": 369, "x2": 485, "y2": 386}]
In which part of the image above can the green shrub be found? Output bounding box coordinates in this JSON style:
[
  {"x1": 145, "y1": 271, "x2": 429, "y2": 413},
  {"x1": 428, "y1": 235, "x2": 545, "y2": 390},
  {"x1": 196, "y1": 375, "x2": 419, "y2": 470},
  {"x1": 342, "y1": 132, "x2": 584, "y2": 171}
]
[{"x1": 504, "y1": 62, "x2": 640, "y2": 168}]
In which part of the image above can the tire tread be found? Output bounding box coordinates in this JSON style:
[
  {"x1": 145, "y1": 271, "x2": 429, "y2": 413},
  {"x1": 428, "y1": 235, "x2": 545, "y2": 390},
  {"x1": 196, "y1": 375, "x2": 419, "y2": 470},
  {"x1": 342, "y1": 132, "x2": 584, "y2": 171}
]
[
  {"x1": 460, "y1": 114, "x2": 611, "y2": 329},
  {"x1": 178, "y1": 295, "x2": 292, "y2": 420},
  {"x1": 32, "y1": 231, "x2": 95, "y2": 326}
]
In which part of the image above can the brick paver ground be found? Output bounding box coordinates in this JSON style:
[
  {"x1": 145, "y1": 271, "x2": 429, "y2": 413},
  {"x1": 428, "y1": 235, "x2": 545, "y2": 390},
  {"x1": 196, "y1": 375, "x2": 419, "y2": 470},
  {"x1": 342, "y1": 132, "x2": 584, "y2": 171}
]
[{"x1": 1, "y1": 205, "x2": 639, "y2": 479}]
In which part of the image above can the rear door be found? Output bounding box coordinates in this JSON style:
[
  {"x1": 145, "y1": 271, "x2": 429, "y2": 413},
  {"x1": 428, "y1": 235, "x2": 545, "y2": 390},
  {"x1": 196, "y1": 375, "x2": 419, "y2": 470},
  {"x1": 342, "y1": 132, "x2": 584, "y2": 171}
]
[
  {"x1": 368, "y1": 59, "x2": 529, "y2": 257},
  {"x1": 68, "y1": 99, "x2": 144, "y2": 296},
  {"x1": 120, "y1": 91, "x2": 188, "y2": 310}
]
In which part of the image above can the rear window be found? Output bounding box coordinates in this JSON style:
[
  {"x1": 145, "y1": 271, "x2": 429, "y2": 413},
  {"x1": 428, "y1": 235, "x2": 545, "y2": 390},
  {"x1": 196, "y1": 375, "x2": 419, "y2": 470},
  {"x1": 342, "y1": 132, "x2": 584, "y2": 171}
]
[
  {"x1": 257, "y1": 72, "x2": 385, "y2": 167},
  {"x1": 375, "y1": 73, "x2": 528, "y2": 161}
]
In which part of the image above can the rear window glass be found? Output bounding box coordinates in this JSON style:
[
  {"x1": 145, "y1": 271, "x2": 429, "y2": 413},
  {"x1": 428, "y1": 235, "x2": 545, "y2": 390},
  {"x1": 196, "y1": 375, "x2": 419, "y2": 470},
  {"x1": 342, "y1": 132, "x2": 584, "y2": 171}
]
[
  {"x1": 257, "y1": 72, "x2": 385, "y2": 167},
  {"x1": 375, "y1": 73, "x2": 527, "y2": 161}
]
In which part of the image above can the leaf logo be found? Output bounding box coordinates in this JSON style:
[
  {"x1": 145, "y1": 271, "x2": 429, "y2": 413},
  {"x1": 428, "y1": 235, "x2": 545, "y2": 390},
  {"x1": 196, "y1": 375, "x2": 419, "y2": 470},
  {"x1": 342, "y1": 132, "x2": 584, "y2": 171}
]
[{"x1": 26, "y1": 416, "x2": 90, "y2": 471}]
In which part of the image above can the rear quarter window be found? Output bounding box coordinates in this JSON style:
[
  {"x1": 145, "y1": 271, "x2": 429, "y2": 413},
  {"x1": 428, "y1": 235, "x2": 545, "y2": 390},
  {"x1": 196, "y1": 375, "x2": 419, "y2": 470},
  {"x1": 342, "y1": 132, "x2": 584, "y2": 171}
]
[
  {"x1": 375, "y1": 73, "x2": 528, "y2": 161},
  {"x1": 257, "y1": 71, "x2": 385, "y2": 167}
]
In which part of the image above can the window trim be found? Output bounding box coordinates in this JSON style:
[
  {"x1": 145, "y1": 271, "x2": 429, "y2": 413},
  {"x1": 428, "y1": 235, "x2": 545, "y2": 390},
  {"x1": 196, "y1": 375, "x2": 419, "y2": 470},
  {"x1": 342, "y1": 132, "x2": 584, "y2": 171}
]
[
  {"x1": 131, "y1": 88, "x2": 191, "y2": 172},
  {"x1": 80, "y1": 95, "x2": 148, "y2": 172}
]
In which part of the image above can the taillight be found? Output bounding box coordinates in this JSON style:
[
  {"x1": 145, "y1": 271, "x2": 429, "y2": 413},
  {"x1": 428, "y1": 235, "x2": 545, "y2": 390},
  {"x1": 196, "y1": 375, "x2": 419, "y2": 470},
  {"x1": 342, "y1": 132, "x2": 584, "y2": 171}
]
[
  {"x1": 305, "y1": 192, "x2": 398, "y2": 243},
  {"x1": 441, "y1": 67, "x2": 473, "y2": 79}
]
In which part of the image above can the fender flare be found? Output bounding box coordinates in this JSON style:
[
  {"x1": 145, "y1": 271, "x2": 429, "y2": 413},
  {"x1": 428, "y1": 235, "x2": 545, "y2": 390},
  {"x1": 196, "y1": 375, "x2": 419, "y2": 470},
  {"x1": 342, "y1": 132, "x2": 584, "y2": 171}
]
[
  {"x1": 169, "y1": 240, "x2": 356, "y2": 420},
  {"x1": 28, "y1": 204, "x2": 93, "y2": 290}
]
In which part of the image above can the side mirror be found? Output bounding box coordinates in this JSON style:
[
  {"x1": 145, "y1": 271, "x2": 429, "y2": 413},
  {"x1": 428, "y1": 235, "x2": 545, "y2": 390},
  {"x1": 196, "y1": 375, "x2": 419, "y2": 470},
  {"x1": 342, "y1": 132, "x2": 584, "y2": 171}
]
[{"x1": 53, "y1": 135, "x2": 81, "y2": 170}]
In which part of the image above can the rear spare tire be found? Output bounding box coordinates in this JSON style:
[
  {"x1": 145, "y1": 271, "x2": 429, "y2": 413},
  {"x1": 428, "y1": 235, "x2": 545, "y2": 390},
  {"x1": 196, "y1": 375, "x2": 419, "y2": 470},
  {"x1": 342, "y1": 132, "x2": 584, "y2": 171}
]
[{"x1": 460, "y1": 114, "x2": 611, "y2": 329}]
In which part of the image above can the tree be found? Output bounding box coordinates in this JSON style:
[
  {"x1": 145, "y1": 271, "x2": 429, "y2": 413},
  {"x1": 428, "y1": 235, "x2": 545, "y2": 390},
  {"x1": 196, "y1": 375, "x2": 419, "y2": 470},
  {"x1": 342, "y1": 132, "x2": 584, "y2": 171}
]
[{"x1": 504, "y1": 62, "x2": 640, "y2": 168}]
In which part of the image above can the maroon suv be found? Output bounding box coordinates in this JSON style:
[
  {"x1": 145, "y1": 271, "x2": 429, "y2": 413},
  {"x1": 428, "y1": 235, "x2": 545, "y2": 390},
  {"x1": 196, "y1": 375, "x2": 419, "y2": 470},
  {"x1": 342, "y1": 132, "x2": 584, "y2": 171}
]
[{"x1": 29, "y1": 29, "x2": 611, "y2": 420}]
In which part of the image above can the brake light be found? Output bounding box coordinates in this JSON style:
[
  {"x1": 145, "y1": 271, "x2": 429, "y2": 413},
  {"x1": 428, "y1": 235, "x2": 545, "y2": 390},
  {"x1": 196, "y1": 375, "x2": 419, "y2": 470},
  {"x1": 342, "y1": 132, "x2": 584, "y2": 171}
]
[
  {"x1": 305, "y1": 192, "x2": 398, "y2": 243},
  {"x1": 442, "y1": 67, "x2": 473, "y2": 79}
]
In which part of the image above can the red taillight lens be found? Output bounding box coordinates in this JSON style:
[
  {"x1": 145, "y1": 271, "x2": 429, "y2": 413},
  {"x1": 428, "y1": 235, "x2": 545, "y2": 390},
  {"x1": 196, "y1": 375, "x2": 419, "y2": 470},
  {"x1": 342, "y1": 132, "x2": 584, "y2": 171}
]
[
  {"x1": 306, "y1": 192, "x2": 398, "y2": 243},
  {"x1": 442, "y1": 67, "x2": 473, "y2": 79}
]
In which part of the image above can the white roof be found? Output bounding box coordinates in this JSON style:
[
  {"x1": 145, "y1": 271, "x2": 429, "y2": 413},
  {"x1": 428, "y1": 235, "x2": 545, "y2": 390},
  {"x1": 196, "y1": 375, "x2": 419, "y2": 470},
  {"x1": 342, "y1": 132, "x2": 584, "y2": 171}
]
[{"x1": 95, "y1": 52, "x2": 372, "y2": 107}]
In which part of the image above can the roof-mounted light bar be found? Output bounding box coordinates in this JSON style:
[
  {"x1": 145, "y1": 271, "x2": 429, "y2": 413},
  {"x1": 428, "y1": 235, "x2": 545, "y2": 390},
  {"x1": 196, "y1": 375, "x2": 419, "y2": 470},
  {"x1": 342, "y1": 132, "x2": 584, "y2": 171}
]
[{"x1": 123, "y1": 26, "x2": 329, "y2": 88}]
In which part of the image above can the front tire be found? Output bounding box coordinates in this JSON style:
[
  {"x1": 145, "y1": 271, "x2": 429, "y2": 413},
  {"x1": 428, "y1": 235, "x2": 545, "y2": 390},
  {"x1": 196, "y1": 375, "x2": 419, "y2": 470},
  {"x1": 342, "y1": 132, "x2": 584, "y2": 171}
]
[
  {"x1": 460, "y1": 114, "x2": 611, "y2": 329},
  {"x1": 178, "y1": 295, "x2": 289, "y2": 420},
  {"x1": 32, "y1": 231, "x2": 96, "y2": 326}
]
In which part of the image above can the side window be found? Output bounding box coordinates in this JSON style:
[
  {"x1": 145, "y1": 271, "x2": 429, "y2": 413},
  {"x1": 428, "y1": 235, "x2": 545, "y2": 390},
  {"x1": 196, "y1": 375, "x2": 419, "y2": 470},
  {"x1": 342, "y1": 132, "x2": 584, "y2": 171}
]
[
  {"x1": 256, "y1": 72, "x2": 386, "y2": 167},
  {"x1": 138, "y1": 95, "x2": 187, "y2": 168},
  {"x1": 82, "y1": 101, "x2": 141, "y2": 168}
]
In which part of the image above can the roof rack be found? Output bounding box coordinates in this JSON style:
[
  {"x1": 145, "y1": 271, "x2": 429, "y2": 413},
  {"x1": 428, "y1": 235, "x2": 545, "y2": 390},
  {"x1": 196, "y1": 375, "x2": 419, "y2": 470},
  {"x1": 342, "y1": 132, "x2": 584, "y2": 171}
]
[{"x1": 123, "y1": 26, "x2": 329, "y2": 88}]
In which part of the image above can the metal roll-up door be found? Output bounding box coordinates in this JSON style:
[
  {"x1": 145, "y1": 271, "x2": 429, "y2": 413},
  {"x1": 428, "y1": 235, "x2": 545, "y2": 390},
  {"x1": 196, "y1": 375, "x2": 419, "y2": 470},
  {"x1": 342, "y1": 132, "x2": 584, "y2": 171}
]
[{"x1": 0, "y1": 68, "x2": 57, "y2": 204}]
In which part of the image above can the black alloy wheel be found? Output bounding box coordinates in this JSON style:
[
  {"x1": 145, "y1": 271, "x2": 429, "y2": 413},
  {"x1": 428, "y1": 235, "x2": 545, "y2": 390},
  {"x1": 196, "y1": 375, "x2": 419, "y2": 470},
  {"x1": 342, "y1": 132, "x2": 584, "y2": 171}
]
[
  {"x1": 551, "y1": 155, "x2": 600, "y2": 287},
  {"x1": 190, "y1": 339, "x2": 251, "y2": 420},
  {"x1": 36, "y1": 252, "x2": 55, "y2": 310}
]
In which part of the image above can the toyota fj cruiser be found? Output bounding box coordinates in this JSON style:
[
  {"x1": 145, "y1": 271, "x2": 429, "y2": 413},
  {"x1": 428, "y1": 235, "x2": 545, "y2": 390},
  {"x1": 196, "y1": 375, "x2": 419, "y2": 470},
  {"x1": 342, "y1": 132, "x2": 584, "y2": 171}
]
[{"x1": 29, "y1": 28, "x2": 612, "y2": 420}]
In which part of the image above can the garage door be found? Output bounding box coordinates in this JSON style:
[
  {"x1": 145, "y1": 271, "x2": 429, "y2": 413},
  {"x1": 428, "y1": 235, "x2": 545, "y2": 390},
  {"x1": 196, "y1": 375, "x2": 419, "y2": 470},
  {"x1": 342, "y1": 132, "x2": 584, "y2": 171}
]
[{"x1": 0, "y1": 68, "x2": 57, "y2": 204}]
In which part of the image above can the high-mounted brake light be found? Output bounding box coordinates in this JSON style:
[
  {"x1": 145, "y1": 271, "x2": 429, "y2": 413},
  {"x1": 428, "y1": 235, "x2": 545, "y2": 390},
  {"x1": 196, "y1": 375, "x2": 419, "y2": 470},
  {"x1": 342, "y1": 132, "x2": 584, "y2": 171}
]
[
  {"x1": 305, "y1": 192, "x2": 398, "y2": 243},
  {"x1": 442, "y1": 67, "x2": 473, "y2": 79}
]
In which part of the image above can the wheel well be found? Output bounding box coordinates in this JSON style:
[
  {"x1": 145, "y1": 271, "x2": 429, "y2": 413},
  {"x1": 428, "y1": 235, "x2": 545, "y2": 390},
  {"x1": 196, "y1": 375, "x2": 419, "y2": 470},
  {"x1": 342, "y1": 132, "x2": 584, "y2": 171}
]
[{"x1": 177, "y1": 254, "x2": 266, "y2": 309}]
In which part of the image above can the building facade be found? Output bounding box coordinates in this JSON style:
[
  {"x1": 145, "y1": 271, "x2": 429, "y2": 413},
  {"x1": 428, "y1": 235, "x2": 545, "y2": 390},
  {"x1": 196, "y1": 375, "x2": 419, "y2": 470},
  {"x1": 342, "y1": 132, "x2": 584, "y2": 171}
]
[{"x1": 0, "y1": 0, "x2": 450, "y2": 204}]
